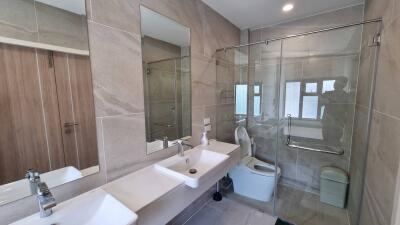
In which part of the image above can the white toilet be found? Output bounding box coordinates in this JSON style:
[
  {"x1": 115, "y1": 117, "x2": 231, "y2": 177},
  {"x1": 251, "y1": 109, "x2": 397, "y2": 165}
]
[{"x1": 229, "y1": 126, "x2": 281, "y2": 202}]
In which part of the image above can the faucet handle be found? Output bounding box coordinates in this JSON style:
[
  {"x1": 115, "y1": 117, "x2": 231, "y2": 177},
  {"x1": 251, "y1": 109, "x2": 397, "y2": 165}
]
[
  {"x1": 37, "y1": 182, "x2": 51, "y2": 196},
  {"x1": 25, "y1": 169, "x2": 40, "y2": 182},
  {"x1": 36, "y1": 182, "x2": 57, "y2": 217}
]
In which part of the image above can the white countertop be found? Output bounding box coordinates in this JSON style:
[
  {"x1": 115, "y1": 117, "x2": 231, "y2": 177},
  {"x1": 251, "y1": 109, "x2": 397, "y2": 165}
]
[{"x1": 101, "y1": 140, "x2": 239, "y2": 212}]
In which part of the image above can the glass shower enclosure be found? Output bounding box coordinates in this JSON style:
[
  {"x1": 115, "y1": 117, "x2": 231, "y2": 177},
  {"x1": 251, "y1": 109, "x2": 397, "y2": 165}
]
[{"x1": 216, "y1": 21, "x2": 381, "y2": 225}]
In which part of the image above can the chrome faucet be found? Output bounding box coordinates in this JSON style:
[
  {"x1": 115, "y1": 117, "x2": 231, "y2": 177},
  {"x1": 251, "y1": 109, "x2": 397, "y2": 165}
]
[
  {"x1": 159, "y1": 136, "x2": 169, "y2": 149},
  {"x1": 176, "y1": 139, "x2": 193, "y2": 157},
  {"x1": 36, "y1": 182, "x2": 57, "y2": 217},
  {"x1": 25, "y1": 169, "x2": 41, "y2": 195}
]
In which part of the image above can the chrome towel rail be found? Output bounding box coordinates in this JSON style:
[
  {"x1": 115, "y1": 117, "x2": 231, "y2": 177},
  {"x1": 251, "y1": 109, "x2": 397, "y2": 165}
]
[
  {"x1": 287, "y1": 142, "x2": 344, "y2": 155},
  {"x1": 285, "y1": 114, "x2": 345, "y2": 156}
]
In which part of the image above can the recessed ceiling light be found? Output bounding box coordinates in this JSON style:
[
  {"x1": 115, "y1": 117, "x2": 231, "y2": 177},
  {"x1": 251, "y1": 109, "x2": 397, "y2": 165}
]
[{"x1": 282, "y1": 3, "x2": 294, "y2": 12}]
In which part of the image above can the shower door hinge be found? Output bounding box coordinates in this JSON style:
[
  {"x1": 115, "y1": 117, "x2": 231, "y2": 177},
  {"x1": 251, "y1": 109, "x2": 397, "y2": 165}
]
[{"x1": 369, "y1": 33, "x2": 381, "y2": 47}]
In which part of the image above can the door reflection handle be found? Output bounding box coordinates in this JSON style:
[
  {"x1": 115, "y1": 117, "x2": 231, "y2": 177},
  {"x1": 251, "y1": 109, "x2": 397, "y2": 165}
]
[{"x1": 64, "y1": 122, "x2": 79, "y2": 127}]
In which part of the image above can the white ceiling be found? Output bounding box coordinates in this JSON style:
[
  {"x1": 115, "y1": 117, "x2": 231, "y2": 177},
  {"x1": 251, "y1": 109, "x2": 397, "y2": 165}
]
[
  {"x1": 201, "y1": 0, "x2": 363, "y2": 29},
  {"x1": 140, "y1": 6, "x2": 190, "y2": 47},
  {"x1": 36, "y1": 0, "x2": 86, "y2": 15}
]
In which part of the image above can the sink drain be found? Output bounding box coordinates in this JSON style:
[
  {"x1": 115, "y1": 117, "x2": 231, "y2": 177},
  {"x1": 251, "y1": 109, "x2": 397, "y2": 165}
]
[{"x1": 189, "y1": 168, "x2": 197, "y2": 174}]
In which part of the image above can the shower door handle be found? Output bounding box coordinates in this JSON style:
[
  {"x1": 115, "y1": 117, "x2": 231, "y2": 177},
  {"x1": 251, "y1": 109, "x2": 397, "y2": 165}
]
[{"x1": 286, "y1": 114, "x2": 292, "y2": 145}]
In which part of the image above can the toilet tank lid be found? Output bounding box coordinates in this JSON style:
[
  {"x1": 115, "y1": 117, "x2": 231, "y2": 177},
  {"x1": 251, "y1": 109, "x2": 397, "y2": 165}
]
[{"x1": 320, "y1": 167, "x2": 349, "y2": 183}]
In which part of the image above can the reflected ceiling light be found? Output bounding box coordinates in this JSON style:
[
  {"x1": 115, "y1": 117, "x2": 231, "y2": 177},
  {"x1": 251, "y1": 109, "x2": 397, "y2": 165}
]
[{"x1": 282, "y1": 3, "x2": 294, "y2": 12}]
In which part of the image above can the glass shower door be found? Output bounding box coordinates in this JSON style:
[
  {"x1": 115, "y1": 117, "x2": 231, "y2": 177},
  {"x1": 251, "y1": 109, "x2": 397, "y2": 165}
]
[
  {"x1": 275, "y1": 24, "x2": 365, "y2": 225},
  {"x1": 145, "y1": 59, "x2": 180, "y2": 141},
  {"x1": 246, "y1": 40, "x2": 282, "y2": 213},
  {"x1": 216, "y1": 41, "x2": 282, "y2": 213},
  {"x1": 216, "y1": 21, "x2": 381, "y2": 225}
]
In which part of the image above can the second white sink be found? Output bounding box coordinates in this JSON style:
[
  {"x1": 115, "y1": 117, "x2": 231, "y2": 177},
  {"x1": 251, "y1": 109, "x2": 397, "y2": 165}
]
[
  {"x1": 10, "y1": 189, "x2": 138, "y2": 225},
  {"x1": 154, "y1": 148, "x2": 229, "y2": 188}
]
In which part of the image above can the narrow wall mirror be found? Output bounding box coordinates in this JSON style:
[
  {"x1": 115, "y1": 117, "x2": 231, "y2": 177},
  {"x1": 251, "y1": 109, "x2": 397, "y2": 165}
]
[
  {"x1": 0, "y1": 0, "x2": 98, "y2": 206},
  {"x1": 140, "y1": 6, "x2": 191, "y2": 154}
]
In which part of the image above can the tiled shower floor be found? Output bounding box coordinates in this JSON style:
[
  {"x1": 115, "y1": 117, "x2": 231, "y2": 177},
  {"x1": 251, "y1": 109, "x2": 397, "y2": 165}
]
[
  {"x1": 223, "y1": 184, "x2": 350, "y2": 225},
  {"x1": 184, "y1": 197, "x2": 277, "y2": 225}
]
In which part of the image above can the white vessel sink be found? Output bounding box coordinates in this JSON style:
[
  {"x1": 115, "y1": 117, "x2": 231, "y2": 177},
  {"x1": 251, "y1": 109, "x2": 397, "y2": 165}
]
[
  {"x1": 154, "y1": 148, "x2": 229, "y2": 188},
  {"x1": 10, "y1": 189, "x2": 138, "y2": 225},
  {"x1": 0, "y1": 166, "x2": 83, "y2": 205}
]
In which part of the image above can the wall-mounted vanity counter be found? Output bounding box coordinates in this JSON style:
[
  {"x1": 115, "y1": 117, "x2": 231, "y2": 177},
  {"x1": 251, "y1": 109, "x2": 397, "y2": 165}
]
[
  {"x1": 103, "y1": 140, "x2": 240, "y2": 225},
  {"x1": 11, "y1": 141, "x2": 240, "y2": 225}
]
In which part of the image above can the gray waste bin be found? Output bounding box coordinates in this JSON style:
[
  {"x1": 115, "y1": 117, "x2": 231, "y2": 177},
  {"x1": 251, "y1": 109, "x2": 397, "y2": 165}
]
[{"x1": 320, "y1": 166, "x2": 349, "y2": 208}]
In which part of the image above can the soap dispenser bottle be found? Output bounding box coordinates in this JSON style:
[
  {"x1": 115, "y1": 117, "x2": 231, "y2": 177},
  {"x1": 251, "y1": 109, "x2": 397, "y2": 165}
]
[{"x1": 200, "y1": 127, "x2": 209, "y2": 146}]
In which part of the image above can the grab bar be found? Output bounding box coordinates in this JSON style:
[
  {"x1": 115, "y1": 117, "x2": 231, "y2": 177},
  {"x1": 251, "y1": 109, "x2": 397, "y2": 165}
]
[
  {"x1": 285, "y1": 114, "x2": 344, "y2": 155},
  {"x1": 287, "y1": 142, "x2": 344, "y2": 155}
]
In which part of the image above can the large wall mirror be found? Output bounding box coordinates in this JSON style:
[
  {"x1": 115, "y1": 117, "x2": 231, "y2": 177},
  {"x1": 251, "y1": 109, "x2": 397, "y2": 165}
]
[
  {"x1": 0, "y1": 0, "x2": 98, "y2": 205},
  {"x1": 140, "y1": 6, "x2": 191, "y2": 154}
]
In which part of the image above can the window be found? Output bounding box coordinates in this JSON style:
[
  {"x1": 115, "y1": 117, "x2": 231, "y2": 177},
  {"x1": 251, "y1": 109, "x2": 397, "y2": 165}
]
[
  {"x1": 235, "y1": 84, "x2": 262, "y2": 116},
  {"x1": 284, "y1": 82, "x2": 301, "y2": 117},
  {"x1": 302, "y1": 96, "x2": 318, "y2": 119},
  {"x1": 253, "y1": 84, "x2": 262, "y2": 116},
  {"x1": 284, "y1": 79, "x2": 339, "y2": 120},
  {"x1": 322, "y1": 80, "x2": 335, "y2": 93},
  {"x1": 305, "y1": 83, "x2": 317, "y2": 93},
  {"x1": 235, "y1": 84, "x2": 247, "y2": 115}
]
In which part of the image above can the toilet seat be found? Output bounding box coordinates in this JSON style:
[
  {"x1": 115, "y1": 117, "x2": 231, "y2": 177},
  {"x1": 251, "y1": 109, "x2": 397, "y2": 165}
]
[
  {"x1": 240, "y1": 156, "x2": 281, "y2": 177},
  {"x1": 235, "y1": 126, "x2": 281, "y2": 178}
]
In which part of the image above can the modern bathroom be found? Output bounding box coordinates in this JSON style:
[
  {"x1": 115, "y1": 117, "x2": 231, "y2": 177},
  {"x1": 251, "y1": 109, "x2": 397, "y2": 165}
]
[{"x1": 0, "y1": 0, "x2": 399, "y2": 225}]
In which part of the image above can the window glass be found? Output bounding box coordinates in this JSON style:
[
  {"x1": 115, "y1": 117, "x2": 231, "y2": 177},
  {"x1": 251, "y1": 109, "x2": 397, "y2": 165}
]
[
  {"x1": 254, "y1": 85, "x2": 260, "y2": 94},
  {"x1": 302, "y1": 96, "x2": 318, "y2": 119},
  {"x1": 323, "y1": 80, "x2": 335, "y2": 93},
  {"x1": 235, "y1": 84, "x2": 247, "y2": 115},
  {"x1": 305, "y1": 83, "x2": 318, "y2": 93},
  {"x1": 285, "y1": 82, "x2": 301, "y2": 117},
  {"x1": 254, "y1": 96, "x2": 261, "y2": 116}
]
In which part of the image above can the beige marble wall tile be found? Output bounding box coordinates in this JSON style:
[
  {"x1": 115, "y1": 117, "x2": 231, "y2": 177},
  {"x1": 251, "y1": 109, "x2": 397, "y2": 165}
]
[
  {"x1": 202, "y1": 3, "x2": 240, "y2": 57},
  {"x1": 296, "y1": 150, "x2": 349, "y2": 191},
  {"x1": 359, "y1": 184, "x2": 382, "y2": 225},
  {"x1": 276, "y1": 144, "x2": 298, "y2": 186},
  {"x1": 354, "y1": 1, "x2": 400, "y2": 224},
  {"x1": 192, "y1": 105, "x2": 205, "y2": 127},
  {"x1": 85, "y1": 0, "x2": 92, "y2": 20},
  {"x1": 191, "y1": 105, "x2": 217, "y2": 145},
  {"x1": 205, "y1": 105, "x2": 217, "y2": 139},
  {"x1": 102, "y1": 113, "x2": 183, "y2": 181},
  {"x1": 363, "y1": 111, "x2": 400, "y2": 224},
  {"x1": 88, "y1": 21, "x2": 144, "y2": 117},
  {"x1": 0, "y1": 0, "x2": 38, "y2": 42},
  {"x1": 216, "y1": 103, "x2": 235, "y2": 143},
  {"x1": 36, "y1": 2, "x2": 89, "y2": 50},
  {"x1": 372, "y1": 17, "x2": 400, "y2": 118},
  {"x1": 91, "y1": 0, "x2": 140, "y2": 34},
  {"x1": 191, "y1": 54, "x2": 217, "y2": 107},
  {"x1": 364, "y1": 0, "x2": 395, "y2": 22},
  {"x1": 190, "y1": 125, "x2": 200, "y2": 146},
  {"x1": 102, "y1": 113, "x2": 147, "y2": 181}
]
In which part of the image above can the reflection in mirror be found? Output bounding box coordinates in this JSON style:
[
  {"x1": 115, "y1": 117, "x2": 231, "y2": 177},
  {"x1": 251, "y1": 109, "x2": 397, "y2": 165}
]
[
  {"x1": 0, "y1": 0, "x2": 88, "y2": 54},
  {"x1": 140, "y1": 6, "x2": 191, "y2": 154},
  {"x1": 0, "y1": 0, "x2": 98, "y2": 206}
]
